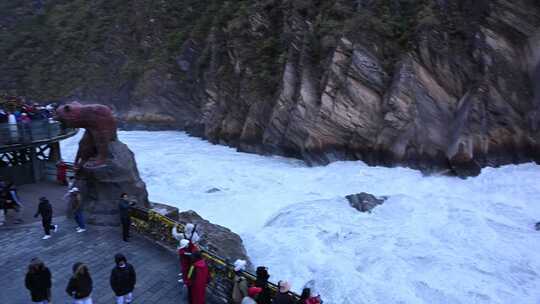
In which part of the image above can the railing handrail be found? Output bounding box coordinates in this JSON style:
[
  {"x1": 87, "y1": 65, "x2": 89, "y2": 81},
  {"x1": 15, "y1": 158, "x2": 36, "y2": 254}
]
[
  {"x1": 0, "y1": 120, "x2": 77, "y2": 149},
  {"x1": 130, "y1": 206, "x2": 302, "y2": 300}
]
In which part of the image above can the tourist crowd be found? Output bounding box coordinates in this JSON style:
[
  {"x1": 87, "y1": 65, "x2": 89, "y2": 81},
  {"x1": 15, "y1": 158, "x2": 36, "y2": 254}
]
[
  {"x1": 171, "y1": 224, "x2": 323, "y2": 304},
  {"x1": 0, "y1": 95, "x2": 56, "y2": 124},
  {"x1": 0, "y1": 95, "x2": 58, "y2": 144},
  {"x1": 21, "y1": 177, "x2": 323, "y2": 304},
  {"x1": 25, "y1": 254, "x2": 136, "y2": 304}
]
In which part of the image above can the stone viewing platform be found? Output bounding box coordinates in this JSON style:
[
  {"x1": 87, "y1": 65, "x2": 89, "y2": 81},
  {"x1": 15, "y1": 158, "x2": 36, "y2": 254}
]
[
  {"x1": 1, "y1": 101, "x2": 303, "y2": 304},
  {"x1": 0, "y1": 217, "x2": 188, "y2": 304}
]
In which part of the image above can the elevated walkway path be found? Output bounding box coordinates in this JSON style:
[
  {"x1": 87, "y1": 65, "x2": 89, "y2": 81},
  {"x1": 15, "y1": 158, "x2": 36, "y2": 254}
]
[
  {"x1": 0, "y1": 121, "x2": 77, "y2": 153},
  {"x1": 0, "y1": 217, "x2": 187, "y2": 304}
]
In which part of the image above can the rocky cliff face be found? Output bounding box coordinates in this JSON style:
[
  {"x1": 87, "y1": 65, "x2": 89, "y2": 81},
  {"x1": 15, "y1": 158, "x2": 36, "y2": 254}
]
[{"x1": 2, "y1": 0, "x2": 540, "y2": 176}]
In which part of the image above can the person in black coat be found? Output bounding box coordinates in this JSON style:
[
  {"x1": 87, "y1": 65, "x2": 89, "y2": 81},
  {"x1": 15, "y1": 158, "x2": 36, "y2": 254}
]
[
  {"x1": 25, "y1": 258, "x2": 51, "y2": 303},
  {"x1": 34, "y1": 197, "x2": 57, "y2": 239},
  {"x1": 66, "y1": 262, "x2": 93, "y2": 302},
  {"x1": 110, "y1": 253, "x2": 137, "y2": 303},
  {"x1": 254, "y1": 266, "x2": 272, "y2": 304},
  {"x1": 118, "y1": 193, "x2": 136, "y2": 242}
]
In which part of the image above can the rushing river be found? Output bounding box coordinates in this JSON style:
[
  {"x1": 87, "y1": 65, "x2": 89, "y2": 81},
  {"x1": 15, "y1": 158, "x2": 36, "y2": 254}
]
[{"x1": 62, "y1": 131, "x2": 540, "y2": 304}]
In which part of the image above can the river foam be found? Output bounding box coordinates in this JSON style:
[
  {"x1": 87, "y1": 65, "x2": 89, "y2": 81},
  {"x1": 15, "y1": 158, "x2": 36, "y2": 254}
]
[{"x1": 62, "y1": 131, "x2": 540, "y2": 303}]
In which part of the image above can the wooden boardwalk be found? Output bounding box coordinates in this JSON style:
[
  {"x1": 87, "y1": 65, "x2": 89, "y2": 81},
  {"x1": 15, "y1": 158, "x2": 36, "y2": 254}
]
[{"x1": 0, "y1": 217, "x2": 188, "y2": 304}]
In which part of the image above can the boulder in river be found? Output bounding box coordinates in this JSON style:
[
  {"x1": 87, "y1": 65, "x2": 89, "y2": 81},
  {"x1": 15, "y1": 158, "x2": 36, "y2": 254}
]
[
  {"x1": 345, "y1": 192, "x2": 387, "y2": 213},
  {"x1": 178, "y1": 210, "x2": 252, "y2": 269}
]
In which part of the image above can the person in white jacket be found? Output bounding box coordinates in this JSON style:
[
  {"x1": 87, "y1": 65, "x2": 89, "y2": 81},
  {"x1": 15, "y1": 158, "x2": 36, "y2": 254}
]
[
  {"x1": 8, "y1": 113, "x2": 18, "y2": 142},
  {"x1": 171, "y1": 223, "x2": 200, "y2": 246}
]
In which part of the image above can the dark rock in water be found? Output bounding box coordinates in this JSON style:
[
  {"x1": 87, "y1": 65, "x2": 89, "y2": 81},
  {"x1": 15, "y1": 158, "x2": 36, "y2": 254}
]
[
  {"x1": 346, "y1": 193, "x2": 387, "y2": 213},
  {"x1": 449, "y1": 143, "x2": 482, "y2": 178},
  {"x1": 151, "y1": 202, "x2": 179, "y2": 219},
  {"x1": 205, "y1": 187, "x2": 221, "y2": 193},
  {"x1": 78, "y1": 140, "x2": 150, "y2": 226},
  {"x1": 535, "y1": 222, "x2": 540, "y2": 231},
  {"x1": 177, "y1": 210, "x2": 251, "y2": 269}
]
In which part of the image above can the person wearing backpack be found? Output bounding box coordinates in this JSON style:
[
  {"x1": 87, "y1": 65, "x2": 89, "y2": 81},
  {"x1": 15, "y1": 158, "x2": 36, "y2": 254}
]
[
  {"x1": 25, "y1": 258, "x2": 52, "y2": 304},
  {"x1": 186, "y1": 251, "x2": 210, "y2": 304},
  {"x1": 254, "y1": 266, "x2": 272, "y2": 304},
  {"x1": 231, "y1": 259, "x2": 248, "y2": 304},
  {"x1": 66, "y1": 262, "x2": 93, "y2": 304},
  {"x1": 110, "y1": 253, "x2": 137, "y2": 304},
  {"x1": 172, "y1": 223, "x2": 201, "y2": 248}
]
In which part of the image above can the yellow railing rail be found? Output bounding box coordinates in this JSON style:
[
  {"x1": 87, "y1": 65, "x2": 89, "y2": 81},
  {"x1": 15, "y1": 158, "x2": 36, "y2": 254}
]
[{"x1": 129, "y1": 206, "x2": 301, "y2": 301}]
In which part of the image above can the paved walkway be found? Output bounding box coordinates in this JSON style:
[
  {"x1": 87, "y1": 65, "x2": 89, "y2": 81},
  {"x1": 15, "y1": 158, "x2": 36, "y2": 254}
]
[
  {"x1": 3, "y1": 181, "x2": 69, "y2": 226},
  {"x1": 0, "y1": 217, "x2": 187, "y2": 304}
]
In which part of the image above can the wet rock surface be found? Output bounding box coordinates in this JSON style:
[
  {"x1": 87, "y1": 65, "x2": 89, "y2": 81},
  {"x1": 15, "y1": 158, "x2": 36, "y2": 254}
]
[
  {"x1": 345, "y1": 192, "x2": 388, "y2": 213},
  {"x1": 177, "y1": 210, "x2": 252, "y2": 268}
]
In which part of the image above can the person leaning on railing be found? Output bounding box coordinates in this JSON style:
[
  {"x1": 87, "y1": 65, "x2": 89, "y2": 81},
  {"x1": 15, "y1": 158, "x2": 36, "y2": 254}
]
[
  {"x1": 185, "y1": 251, "x2": 210, "y2": 304},
  {"x1": 232, "y1": 259, "x2": 248, "y2": 304}
]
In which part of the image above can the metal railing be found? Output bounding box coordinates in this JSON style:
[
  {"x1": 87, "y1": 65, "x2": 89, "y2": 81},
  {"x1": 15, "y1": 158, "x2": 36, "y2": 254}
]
[
  {"x1": 0, "y1": 120, "x2": 75, "y2": 146},
  {"x1": 129, "y1": 206, "x2": 302, "y2": 303}
]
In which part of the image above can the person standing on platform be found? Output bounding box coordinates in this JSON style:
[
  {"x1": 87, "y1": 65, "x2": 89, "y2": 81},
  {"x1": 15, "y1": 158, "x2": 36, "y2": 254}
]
[
  {"x1": 66, "y1": 262, "x2": 93, "y2": 304},
  {"x1": 232, "y1": 259, "x2": 248, "y2": 304},
  {"x1": 118, "y1": 193, "x2": 136, "y2": 242},
  {"x1": 25, "y1": 258, "x2": 52, "y2": 304},
  {"x1": 273, "y1": 281, "x2": 295, "y2": 304},
  {"x1": 5, "y1": 181, "x2": 24, "y2": 224},
  {"x1": 8, "y1": 112, "x2": 18, "y2": 142},
  {"x1": 254, "y1": 266, "x2": 272, "y2": 304},
  {"x1": 0, "y1": 190, "x2": 6, "y2": 226},
  {"x1": 110, "y1": 253, "x2": 136, "y2": 304},
  {"x1": 176, "y1": 239, "x2": 192, "y2": 284},
  {"x1": 34, "y1": 197, "x2": 58, "y2": 240},
  {"x1": 172, "y1": 223, "x2": 200, "y2": 254},
  {"x1": 69, "y1": 188, "x2": 86, "y2": 233},
  {"x1": 299, "y1": 288, "x2": 322, "y2": 304},
  {"x1": 186, "y1": 251, "x2": 210, "y2": 304}
]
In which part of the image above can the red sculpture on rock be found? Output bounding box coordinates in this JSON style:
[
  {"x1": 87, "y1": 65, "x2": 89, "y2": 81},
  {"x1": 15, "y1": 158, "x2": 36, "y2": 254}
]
[{"x1": 55, "y1": 102, "x2": 117, "y2": 168}]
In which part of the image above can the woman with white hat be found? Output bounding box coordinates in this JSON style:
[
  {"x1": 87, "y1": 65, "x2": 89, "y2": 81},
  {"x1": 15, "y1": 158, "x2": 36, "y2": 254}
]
[{"x1": 273, "y1": 280, "x2": 295, "y2": 304}]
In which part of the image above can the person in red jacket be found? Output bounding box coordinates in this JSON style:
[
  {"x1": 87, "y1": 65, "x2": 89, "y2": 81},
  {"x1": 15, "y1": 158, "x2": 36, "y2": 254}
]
[
  {"x1": 56, "y1": 160, "x2": 68, "y2": 185},
  {"x1": 186, "y1": 251, "x2": 210, "y2": 304},
  {"x1": 299, "y1": 287, "x2": 323, "y2": 304}
]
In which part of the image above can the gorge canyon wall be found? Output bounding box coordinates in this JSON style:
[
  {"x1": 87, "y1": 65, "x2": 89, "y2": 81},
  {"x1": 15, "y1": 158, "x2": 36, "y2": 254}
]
[{"x1": 1, "y1": 0, "x2": 540, "y2": 176}]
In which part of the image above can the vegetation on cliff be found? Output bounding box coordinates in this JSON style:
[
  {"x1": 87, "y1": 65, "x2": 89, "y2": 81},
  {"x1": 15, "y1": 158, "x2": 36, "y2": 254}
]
[{"x1": 1, "y1": 0, "x2": 539, "y2": 175}]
